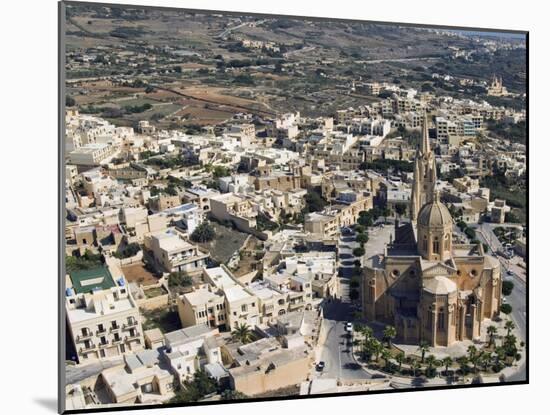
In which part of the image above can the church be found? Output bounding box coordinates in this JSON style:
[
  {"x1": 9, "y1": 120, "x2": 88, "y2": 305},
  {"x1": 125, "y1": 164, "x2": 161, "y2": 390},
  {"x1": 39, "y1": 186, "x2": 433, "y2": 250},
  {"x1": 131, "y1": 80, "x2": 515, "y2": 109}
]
[{"x1": 361, "y1": 115, "x2": 502, "y2": 346}]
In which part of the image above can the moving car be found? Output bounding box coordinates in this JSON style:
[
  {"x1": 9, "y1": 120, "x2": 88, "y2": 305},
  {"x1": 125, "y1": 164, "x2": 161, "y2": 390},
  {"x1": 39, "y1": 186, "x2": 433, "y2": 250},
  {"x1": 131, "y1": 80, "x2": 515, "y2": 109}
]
[
  {"x1": 316, "y1": 361, "x2": 326, "y2": 372},
  {"x1": 345, "y1": 322, "x2": 353, "y2": 332}
]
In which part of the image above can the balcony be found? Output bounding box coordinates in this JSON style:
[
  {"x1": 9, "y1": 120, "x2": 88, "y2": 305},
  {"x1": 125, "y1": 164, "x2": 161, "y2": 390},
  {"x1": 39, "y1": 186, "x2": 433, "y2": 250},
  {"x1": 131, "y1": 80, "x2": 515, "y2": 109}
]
[
  {"x1": 125, "y1": 332, "x2": 141, "y2": 341},
  {"x1": 112, "y1": 337, "x2": 123, "y2": 344},
  {"x1": 76, "y1": 332, "x2": 93, "y2": 342},
  {"x1": 79, "y1": 343, "x2": 95, "y2": 353},
  {"x1": 98, "y1": 341, "x2": 110, "y2": 349},
  {"x1": 96, "y1": 328, "x2": 107, "y2": 336},
  {"x1": 123, "y1": 320, "x2": 138, "y2": 330},
  {"x1": 110, "y1": 325, "x2": 121, "y2": 333}
]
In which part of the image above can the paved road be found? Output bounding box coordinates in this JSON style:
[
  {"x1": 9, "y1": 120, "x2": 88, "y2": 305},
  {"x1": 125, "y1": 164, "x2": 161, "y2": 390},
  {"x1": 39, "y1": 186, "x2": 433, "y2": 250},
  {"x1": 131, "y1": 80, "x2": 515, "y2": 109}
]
[
  {"x1": 318, "y1": 300, "x2": 371, "y2": 380},
  {"x1": 502, "y1": 272, "x2": 527, "y2": 382},
  {"x1": 314, "y1": 226, "x2": 395, "y2": 381},
  {"x1": 475, "y1": 224, "x2": 527, "y2": 381}
]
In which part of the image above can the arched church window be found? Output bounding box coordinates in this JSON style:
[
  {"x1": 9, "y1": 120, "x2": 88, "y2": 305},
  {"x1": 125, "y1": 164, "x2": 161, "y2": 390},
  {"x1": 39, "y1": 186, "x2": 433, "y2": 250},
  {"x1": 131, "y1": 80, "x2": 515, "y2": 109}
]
[
  {"x1": 423, "y1": 235, "x2": 428, "y2": 251},
  {"x1": 432, "y1": 236, "x2": 440, "y2": 253}
]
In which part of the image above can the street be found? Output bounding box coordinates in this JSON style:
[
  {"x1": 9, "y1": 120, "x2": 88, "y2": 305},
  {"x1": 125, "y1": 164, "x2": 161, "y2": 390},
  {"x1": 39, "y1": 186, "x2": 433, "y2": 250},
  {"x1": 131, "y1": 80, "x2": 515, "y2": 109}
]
[
  {"x1": 476, "y1": 223, "x2": 527, "y2": 381},
  {"x1": 315, "y1": 226, "x2": 394, "y2": 380},
  {"x1": 317, "y1": 300, "x2": 371, "y2": 380}
]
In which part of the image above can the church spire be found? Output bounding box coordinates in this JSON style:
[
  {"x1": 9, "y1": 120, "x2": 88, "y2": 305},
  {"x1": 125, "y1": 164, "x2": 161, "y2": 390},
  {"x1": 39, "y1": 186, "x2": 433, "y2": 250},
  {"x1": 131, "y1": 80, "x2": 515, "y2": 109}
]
[
  {"x1": 421, "y1": 112, "x2": 430, "y2": 155},
  {"x1": 410, "y1": 157, "x2": 421, "y2": 222}
]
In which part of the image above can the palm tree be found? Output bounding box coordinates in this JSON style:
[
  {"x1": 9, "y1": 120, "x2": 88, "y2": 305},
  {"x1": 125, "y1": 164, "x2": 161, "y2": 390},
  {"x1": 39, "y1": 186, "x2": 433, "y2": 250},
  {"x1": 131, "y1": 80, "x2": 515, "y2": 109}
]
[
  {"x1": 493, "y1": 346, "x2": 506, "y2": 370},
  {"x1": 441, "y1": 356, "x2": 453, "y2": 376},
  {"x1": 503, "y1": 334, "x2": 518, "y2": 356},
  {"x1": 425, "y1": 354, "x2": 439, "y2": 377},
  {"x1": 480, "y1": 351, "x2": 492, "y2": 372},
  {"x1": 467, "y1": 345, "x2": 478, "y2": 362},
  {"x1": 371, "y1": 338, "x2": 383, "y2": 363},
  {"x1": 410, "y1": 359, "x2": 421, "y2": 377},
  {"x1": 418, "y1": 341, "x2": 430, "y2": 363},
  {"x1": 383, "y1": 325, "x2": 397, "y2": 348},
  {"x1": 470, "y1": 353, "x2": 480, "y2": 372},
  {"x1": 457, "y1": 356, "x2": 470, "y2": 379},
  {"x1": 486, "y1": 325, "x2": 498, "y2": 347},
  {"x1": 361, "y1": 326, "x2": 374, "y2": 340},
  {"x1": 381, "y1": 348, "x2": 392, "y2": 370},
  {"x1": 231, "y1": 323, "x2": 253, "y2": 344},
  {"x1": 505, "y1": 320, "x2": 516, "y2": 336},
  {"x1": 395, "y1": 352, "x2": 405, "y2": 372}
]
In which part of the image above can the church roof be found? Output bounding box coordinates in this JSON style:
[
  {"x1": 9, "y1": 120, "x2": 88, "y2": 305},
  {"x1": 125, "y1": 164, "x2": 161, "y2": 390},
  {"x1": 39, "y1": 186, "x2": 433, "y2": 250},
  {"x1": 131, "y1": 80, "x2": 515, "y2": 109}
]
[
  {"x1": 423, "y1": 276, "x2": 457, "y2": 295},
  {"x1": 417, "y1": 191, "x2": 453, "y2": 228}
]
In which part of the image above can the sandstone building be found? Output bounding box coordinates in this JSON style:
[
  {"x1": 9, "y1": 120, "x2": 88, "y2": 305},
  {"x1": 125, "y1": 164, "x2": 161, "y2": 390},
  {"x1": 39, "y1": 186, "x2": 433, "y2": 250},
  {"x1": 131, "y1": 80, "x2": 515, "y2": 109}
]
[{"x1": 362, "y1": 115, "x2": 502, "y2": 346}]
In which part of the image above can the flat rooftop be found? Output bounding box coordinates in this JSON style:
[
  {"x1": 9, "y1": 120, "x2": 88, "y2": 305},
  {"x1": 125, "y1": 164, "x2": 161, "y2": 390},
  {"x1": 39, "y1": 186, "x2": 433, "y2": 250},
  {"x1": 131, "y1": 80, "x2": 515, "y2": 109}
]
[
  {"x1": 204, "y1": 267, "x2": 237, "y2": 290},
  {"x1": 69, "y1": 267, "x2": 116, "y2": 295},
  {"x1": 165, "y1": 324, "x2": 213, "y2": 347},
  {"x1": 183, "y1": 288, "x2": 222, "y2": 307},
  {"x1": 224, "y1": 285, "x2": 252, "y2": 303}
]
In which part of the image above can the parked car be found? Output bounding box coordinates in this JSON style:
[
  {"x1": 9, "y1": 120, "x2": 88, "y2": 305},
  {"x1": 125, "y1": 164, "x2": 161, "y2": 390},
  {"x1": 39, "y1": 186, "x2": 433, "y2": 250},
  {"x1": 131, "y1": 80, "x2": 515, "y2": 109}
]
[
  {"x1": 316, "y1": 361, "x2": 326, "y2": 372},
  {"x1": 346, "y1": 322, "x2": 353, "y2": 332}
]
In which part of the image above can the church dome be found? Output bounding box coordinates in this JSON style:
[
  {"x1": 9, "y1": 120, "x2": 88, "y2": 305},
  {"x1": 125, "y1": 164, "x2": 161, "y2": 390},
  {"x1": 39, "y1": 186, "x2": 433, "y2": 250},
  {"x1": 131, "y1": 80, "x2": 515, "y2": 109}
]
[
  {"x1": 417, "y1": 191, "x2": 453, "y2": 228},
  {"x1": 423, "y1": 276, "x2": 457, "y2": 295}
]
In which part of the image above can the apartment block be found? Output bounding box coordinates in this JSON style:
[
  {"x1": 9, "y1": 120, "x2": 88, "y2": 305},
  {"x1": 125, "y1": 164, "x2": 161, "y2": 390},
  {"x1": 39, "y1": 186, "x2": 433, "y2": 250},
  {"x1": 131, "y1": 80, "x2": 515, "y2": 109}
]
[{"x1": 65, "y1": 266, "x2": 144, "y2": 364}]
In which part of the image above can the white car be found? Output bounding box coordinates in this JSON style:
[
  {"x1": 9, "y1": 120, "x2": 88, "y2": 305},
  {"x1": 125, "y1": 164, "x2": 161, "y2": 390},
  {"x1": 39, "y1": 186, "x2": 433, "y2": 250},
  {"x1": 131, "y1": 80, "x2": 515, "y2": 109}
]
[{"x1": 345, "y1": 322, "x2": 353, "y2": 332}]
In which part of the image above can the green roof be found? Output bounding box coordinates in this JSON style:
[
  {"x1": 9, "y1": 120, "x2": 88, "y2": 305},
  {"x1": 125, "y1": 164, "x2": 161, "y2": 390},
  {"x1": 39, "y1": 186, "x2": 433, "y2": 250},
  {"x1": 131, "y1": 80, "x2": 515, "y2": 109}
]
[{"x1": 70, "y1": 267, "x2": 116, "y2": 294}]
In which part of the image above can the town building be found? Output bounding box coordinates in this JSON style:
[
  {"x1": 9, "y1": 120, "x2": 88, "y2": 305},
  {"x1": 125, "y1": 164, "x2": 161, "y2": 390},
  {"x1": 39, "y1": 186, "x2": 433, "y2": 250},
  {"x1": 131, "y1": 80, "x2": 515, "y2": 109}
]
[{"x1": 65, "y1": 265, "x2": 144, "y2": 363}]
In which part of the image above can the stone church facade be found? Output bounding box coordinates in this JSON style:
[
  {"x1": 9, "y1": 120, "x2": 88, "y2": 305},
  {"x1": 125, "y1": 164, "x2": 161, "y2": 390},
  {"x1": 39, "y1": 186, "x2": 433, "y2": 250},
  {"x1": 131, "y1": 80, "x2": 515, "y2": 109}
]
[{"x1": 362, "y1": 115, "x2": 502, "y2": 346}]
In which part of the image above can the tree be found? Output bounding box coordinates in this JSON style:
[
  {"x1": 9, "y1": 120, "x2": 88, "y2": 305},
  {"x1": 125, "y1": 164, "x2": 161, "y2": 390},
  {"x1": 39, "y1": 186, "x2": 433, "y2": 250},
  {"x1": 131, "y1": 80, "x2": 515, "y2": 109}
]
[
  {"x1": 358, "y1": 214, "x2": 373, "y2": 227},
  {"x1": 410, "y1": 359, "x2": 421, "y2": 377},
  {"x1": 383, "y1": 325, "x2": 397, "y2": 348},
  {"x1": 356, "y1": 232, "x2": 369, "y2": 245},
  {"x1": 486, "y1": 325, "x2": 498, "y2": 346},
  {"x1": 425, "y1": 355, "x2": 439, "y2": 377},
  {"x1": 395, "y1": 352, "x2": 405, "y2": 372},
  {"x1": 500, "y1": 303, "x2": 513, "y2": 315},
  {"x1": 232, "y1": 323, "x2": 253, "y2": 344},
  {"x1": 441, "y1": 356, "x2": 453, "y2": 375},
  {"x1": 381, "y1": 349, "x2": 392, "y2": 370},
  {"x1": 457, "y1": 356, "x2": 470, "y2": 379},
  {"x1": 168, "y1": 271, "x2": 193, "y2": 288},
  {"x1": 504, "y1": 320, "x2": 516, "y2": 336},
  {"x1": 467, "y1": 345, "x2": 478, "y2": 362},
  {"x1": 493, "y1": 346, "x2": 506, "y2": 371},
  {"x1": 480, "y1": 352, "x2": 492, "y2": 372},
  {"x1": 470, "y1": 353, "x2": 480, "y2": 372},
  {"x1": 418, "y1": 341, "x2": 430, "y2": 363},
  {"x1": 303, "y1": 189, "x2": 326, "y2": 212},
  {"x1": 395, "y1": 203, "x2": 408, "y2": 218},
  {"x1": 114, "y1": 242, "x2": 141, "y2": 259},
  {"x1": 502, "y1": 280, "x2": 515, "y2": 296},
  {"x1": 66, "y1": 95, "x2": 76, "y2": 107},
  {"x1": 169, "y1": 370, "x2": 216, "y2": 403},
  {"x1": 370, "y1": 339, "x2": 383, "y2": 362},
  {"x1": 353, "y1": 247, "x2": 365, "y2": 257},
  {"x1": 190, "y1": 222, "x2": 216, "y2": 243}
]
